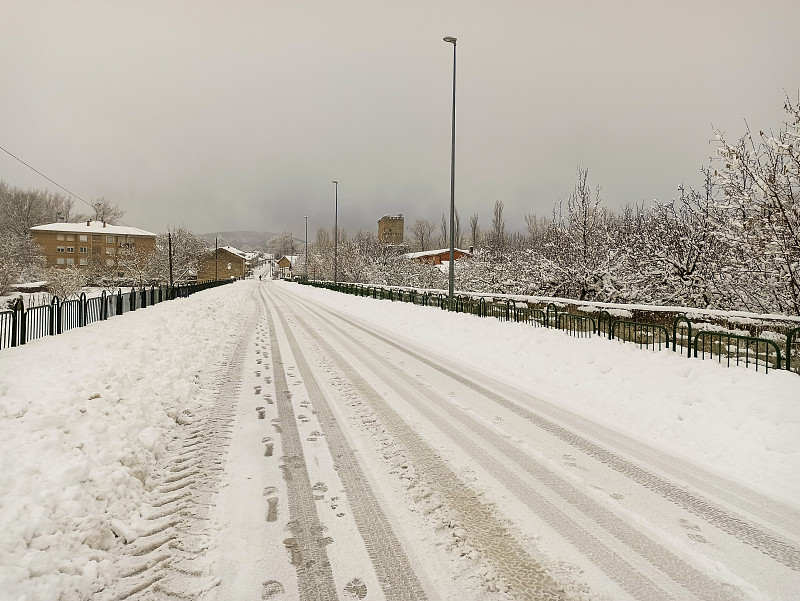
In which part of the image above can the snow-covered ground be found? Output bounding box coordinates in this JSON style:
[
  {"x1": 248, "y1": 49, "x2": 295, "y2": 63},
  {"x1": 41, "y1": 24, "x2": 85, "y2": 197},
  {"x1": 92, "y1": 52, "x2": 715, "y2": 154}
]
[
  {"x1": 0, "y1": 278, "x2": 797, "y2": 601},
  {"x1": 295, "y1": 283, "x2": 799, "y2": 503}
]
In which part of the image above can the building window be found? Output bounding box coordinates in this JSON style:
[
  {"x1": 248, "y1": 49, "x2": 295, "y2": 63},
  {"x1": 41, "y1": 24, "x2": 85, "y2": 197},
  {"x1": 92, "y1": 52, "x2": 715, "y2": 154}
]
[
  {"x1": 79, "y1": 258, "x2": 88, "y2": 265},
  {"x1": 56, "y1": 258, "x2": 65, "y2": 265},
  {"x1": 66, "y1": 247, "x2": 74, "y2": 253},
  {"x1": 79, "y1": 247, "x2": 88, "y2": 254},
  {"x1": 106, "y1": 236, "x2": 115, "y2": 243},
  {"x1": 56, "y1": 247, "x2": 65, "y2": 253},
  {"x1": 66, "y1": 258, "x2": 75, "y2": 265},
  {"x1": 92, "y1": 235, "x2": 101, "y2": 242},
  {"x1": 79, "y1": 235, "x2": 87, "y2": 242},
  {"x1": 56, "y1": 234, "x2": 65, "y2": 241},
  {"x1": 66, "y1": 235, "x2": 74, "y2": 241}
]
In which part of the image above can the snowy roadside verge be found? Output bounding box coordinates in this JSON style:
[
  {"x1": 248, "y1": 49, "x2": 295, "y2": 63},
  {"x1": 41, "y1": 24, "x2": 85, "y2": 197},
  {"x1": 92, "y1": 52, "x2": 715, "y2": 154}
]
[
  {"x1": 281, "y1": 281, "x2": 800, "y2": 504},
  {"x1": 0, "y1": 282, "x2": 251, "y2": 600}
]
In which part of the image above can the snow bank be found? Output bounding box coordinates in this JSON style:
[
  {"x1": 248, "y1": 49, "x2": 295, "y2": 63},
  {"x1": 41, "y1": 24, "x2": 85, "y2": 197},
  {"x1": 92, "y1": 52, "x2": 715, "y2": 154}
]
[{"x1": 0, "y1": 283, "x2": 249, "y2": 600}]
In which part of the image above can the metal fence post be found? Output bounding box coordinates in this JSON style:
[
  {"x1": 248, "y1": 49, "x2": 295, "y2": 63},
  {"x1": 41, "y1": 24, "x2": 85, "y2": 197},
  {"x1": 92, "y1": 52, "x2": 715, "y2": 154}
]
[
  {"x1": 79, "y1": 292, "x2": 87, "y2": 327},
  {"x1": 787, "y1": 327, "x2": 800, "y2": 372},
  {"x1": 15, "y1": 297, "x2": 26, "y2": 346},
  {"x1": 672, "y1": 316, "x2": 692, "y2": 356},
  {"x1": 546, "y1": 303, "x2": 558, "y2": 328},
  {"x1": 49, "y1": 296, "x2": 58, "y2": 335}
]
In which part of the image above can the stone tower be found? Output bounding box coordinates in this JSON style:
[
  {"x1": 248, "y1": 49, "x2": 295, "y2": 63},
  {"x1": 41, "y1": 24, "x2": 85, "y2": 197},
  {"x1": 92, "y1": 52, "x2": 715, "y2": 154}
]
[{"x1": 377, "y1": 214, "x2": 404, "y2": 244}]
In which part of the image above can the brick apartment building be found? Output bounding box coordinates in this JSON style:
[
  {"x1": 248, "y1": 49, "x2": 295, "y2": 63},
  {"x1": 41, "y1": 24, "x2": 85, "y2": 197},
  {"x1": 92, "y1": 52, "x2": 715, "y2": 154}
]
[{"x1": 30, "y1": 220, "x2": 157, "y2": 276}]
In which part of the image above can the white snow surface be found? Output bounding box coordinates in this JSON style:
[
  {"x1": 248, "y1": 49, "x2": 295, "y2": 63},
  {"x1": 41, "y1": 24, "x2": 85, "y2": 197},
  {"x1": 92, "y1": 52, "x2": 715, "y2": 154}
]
[
  {"x1": 294, "y1": 283, "x2": 799, "y2": 503},
  {"x1": 0, "y1": 279, "x2": 797, "y2": 600},
  {"x1": 0, "y1": 285, "x2": 249, "y2": 600}
]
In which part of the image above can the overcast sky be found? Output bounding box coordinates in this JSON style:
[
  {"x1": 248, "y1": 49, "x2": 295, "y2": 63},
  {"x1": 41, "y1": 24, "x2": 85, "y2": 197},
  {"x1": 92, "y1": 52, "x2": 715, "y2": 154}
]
[{"x1": 1, "y1": 0, "x2": 798, "y2": 239}]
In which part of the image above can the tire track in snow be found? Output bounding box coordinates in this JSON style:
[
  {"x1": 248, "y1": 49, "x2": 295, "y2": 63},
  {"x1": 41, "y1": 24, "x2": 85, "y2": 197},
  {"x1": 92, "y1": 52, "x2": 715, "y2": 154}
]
[
  {"x1": 278, "y1": 285, "x2": 800, "y2": 601},
  {"x1": 261, "y1": 286, "x2": 429, "y2": 601},
  {"x1": 307, "y1": 310, "x2": 741, "y2": 601},
  {"x1": 268, "y1": 288, "x2": 574, "y2": 601},
  {"x1": 286, "y1": 287, "x2": 800, "y2": 572},
  {"x1": 96, "y1": 287, "x2": 256, "y2": 601},
  {"x1": 260, "y1": 289, "x2": 339, "y2": 601}
]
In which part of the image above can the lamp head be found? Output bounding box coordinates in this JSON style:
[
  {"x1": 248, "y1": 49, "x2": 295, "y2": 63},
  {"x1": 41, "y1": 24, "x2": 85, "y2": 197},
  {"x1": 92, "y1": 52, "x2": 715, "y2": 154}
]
[
  {"x1": 332, "y1": 180, "x2": 338, "y2": 184},
  {"x1": 443, "y1": 36, "x2": 457, "y2": 44}
]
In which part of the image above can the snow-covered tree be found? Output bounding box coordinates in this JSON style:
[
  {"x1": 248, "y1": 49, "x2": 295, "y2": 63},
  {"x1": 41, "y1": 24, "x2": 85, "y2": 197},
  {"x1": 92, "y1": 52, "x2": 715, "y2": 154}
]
[
  {"x1": 267, "y1": 231, "x2": 297, "y2": 257},
  {"x1": 469, "y1": 213, "x2": 480, "y2": 249},
  {"x1": 0, "y1": 232, "x2": 45, "y2": 296},
  {"x1": 73, "y1": 197, "x2": 125, "y2": 225},
  {"x1": 545, "y1": 168, "x2": 617, "y2": 300},
  {"x1": 45, "y1": 266, "x2": 88, "y2": 300},
  {"x1": 618, "y1": 174, "x2": 726, "y2": 308},
  {"x1": 0, "y1": 182, "x2": 74, "y2": 237},
  {"x1": 149, "y1": 228, "x2": 207, "y2": 285},
  {"x1": 486, "y1": 200, "x2": 507, "y2": 251},
  {"x1": 410, "y1": 218, "x2": 435, "y2": 251},
  {"x1": 712, "y1": 95, "x2": 800, "y2": 314}
]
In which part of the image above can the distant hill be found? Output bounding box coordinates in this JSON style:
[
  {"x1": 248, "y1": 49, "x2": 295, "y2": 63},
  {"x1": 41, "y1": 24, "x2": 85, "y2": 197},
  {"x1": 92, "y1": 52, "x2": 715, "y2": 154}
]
[
  {"x1": 199, "y1": 231, "x2": 275, "y2": 252},
  {"x1": 199, "y1": 231, "x2": 304, "y2": 254}
]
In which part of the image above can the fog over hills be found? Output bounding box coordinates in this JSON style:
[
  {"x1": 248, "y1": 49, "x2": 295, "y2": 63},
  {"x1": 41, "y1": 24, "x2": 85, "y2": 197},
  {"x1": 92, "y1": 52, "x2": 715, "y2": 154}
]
[
  {"x1": 198, "y1": 231, "x2": 273, "y2": 252},
  {"x1": 199, "y1": 231, "x2": 304, "y2": 254}
]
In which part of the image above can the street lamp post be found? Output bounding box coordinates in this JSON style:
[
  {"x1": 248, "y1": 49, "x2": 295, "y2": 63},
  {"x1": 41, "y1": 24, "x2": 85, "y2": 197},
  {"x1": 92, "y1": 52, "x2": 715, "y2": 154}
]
[
  {"x1": 304, "y1": 215, "x2": 308, "y2": 281},
  {"x1": 444, "y1": 36, "x2": 457, "y2": 311},
  {"x1": 332, "y1": 180, "x2": 338, "y2": 284}
]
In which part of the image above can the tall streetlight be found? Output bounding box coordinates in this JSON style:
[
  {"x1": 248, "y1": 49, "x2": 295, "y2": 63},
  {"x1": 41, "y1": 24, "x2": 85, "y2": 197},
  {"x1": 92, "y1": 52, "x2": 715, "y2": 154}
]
[
  {"x1": 444, "y1": 36, "x2": 457, "y2": 310},
  {"x1": 332, "y1": 180, "x2": 338, "y2": 284},
  {"x1": 304, "y1": 215, "x2": 308, "y2": 281}
]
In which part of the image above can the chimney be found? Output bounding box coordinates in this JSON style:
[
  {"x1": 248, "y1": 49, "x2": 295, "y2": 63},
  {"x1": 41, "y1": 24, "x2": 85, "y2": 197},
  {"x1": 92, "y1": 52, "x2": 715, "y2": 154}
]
[
  {"x1": 86, "y1": 220, "x2": 90, "y2": 226},
  {"x1": 103, "y1": 221, "x2": 106, "y2": 228},
  {"x1": 469, "y1": 245, "x2": 474, "y2": 254}
]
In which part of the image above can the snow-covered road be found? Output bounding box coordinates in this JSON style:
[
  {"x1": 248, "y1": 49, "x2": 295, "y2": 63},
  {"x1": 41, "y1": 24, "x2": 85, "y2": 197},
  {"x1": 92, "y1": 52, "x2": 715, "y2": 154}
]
[{"x1": 1, "y1": 279, "x2": 798, "y2": 601}]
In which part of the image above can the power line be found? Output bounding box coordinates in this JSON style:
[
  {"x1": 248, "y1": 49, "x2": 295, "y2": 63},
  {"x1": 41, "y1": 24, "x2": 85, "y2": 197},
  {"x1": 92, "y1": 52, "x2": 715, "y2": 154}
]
[{"x1": 0, "y1": 144, "x2": 131, "y2": 226}]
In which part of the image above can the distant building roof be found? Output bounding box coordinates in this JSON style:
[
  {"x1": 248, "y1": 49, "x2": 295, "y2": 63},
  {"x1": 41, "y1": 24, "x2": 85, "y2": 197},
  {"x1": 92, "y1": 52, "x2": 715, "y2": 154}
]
[
  {"x1": 30, "y1": 220, "x2": 156, "y2": 237},
  {"x1": 277, "y1": 255, "x2": 299, "y2": 267},
  {"x1": 220, "y1": 245, "x2": 247, "y2": 259},
  {"x1": 404, "y1": 248, "x2": 472, "y2": 260}
]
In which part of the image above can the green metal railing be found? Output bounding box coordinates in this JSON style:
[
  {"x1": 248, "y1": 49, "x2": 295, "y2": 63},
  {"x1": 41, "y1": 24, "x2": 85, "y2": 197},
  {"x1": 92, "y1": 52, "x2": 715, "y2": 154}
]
[
  {"x1": 300, "y1": 281, "x2": 799, "y2": 376},
  {"x1": 557, "y1": 313, "x2": 597, "y2": 338},
  {"x1": 694, "y1": 331, "x2": 782, "y2": 373},
  {"x1": 612, "y1": 321, "x2": 670, "y2": 351},
  {"x1": 672, "y1": 316, "x2": 693, "y2": 357},
  {"x1": 788, "y1": 327, "x2": 800, "y2": 374},
  {"x1": 596, "y1": 310, "x2": 614, "y2": 339}
]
